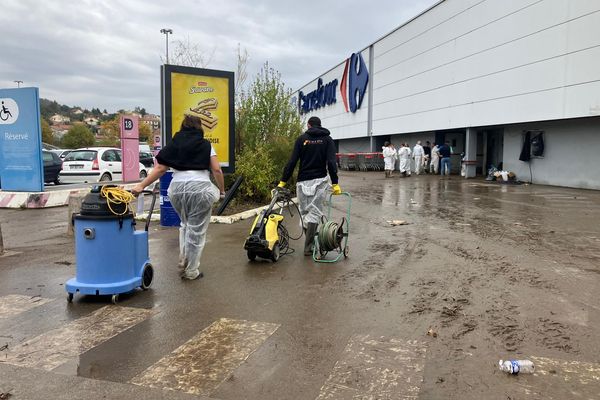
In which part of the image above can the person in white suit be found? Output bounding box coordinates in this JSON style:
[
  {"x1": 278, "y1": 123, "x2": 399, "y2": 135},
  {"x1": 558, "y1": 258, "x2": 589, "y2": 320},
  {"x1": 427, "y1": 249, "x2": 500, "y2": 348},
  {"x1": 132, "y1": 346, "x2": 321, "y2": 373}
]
[
  {"x1": 398, "y1": 143, "x2": 412, "y2": 177},
  {"x1": 382, "y1": 141, "x2": 397, "y2": 178},
  {"x1": 412, "y1": 141, "x2": 424, "y2": 175},
  {"x1": 430, "y1": 143, "x2": 440, "y2": 174}
]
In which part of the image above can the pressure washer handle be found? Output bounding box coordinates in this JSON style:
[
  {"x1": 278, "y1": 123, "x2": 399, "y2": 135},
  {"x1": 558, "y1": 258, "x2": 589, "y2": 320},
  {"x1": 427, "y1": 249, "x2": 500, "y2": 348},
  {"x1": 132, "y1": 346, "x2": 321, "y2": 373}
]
[{"x1": 141, "y1": 189, "x2": 158, "y2": 231}]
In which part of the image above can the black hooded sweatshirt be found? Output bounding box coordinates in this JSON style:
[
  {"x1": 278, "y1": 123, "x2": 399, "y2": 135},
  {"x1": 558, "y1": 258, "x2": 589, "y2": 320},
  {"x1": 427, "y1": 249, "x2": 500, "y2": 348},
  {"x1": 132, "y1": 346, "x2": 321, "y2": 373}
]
[
  {"x1": 281, "y1": 126, "x2": 338, "y2": 184},
  {"x1": 156, "y1": 127, "x2": 212, "y2": 170}
]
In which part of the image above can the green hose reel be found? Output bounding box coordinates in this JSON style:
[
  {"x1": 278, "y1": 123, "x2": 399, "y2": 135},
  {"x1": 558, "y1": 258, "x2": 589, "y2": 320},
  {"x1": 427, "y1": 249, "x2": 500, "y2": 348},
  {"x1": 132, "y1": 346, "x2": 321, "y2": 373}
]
[
  {"x1": 317, "y1": 220, "x2": 345, "y2": 252},
  {"x1": 313, "y1": 192, "x2": 351, "y2": 263}
]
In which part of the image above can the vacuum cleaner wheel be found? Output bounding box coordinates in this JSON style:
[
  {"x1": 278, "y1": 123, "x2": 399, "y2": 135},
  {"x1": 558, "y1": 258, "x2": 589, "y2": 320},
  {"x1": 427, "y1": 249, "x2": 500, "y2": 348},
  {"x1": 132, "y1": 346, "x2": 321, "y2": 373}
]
[{"x1": 142, "y1": 263, "x2": 154, "y2": 290}]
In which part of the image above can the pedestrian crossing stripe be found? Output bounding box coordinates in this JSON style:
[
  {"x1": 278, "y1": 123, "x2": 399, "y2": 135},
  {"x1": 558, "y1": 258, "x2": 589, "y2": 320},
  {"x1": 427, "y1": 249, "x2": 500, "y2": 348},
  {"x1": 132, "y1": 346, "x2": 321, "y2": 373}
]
[
  {"x1": 130, "y1": 318, "x2": 280, "y2": 396},
  {"x1": 0, "y1": 294, "x2": 53, "y2": 319},
  {"x1": 530, "y1": 356, "x2": 600, "y2": 385},
  {"x1": 315, "y1": 335, "x2": 426, "y2": 400},
  {"x1": 1, "y1": 305, "x2": 155, "y2": 371}
]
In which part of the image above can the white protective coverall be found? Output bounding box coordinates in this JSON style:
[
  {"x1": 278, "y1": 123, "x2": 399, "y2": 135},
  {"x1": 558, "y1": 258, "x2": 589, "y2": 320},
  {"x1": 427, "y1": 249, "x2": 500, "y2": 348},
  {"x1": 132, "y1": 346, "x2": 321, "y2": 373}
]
[
  {"x1": 430, "y1": 145, "x2": 440, "y2": 174},
  {"x1": 398, "y1": 147, "x2": 412, "y2": 174},
  {"x1": 297, "y1": 176, "x2": 330, "y2": 226},
  {"x1": 412, "y1": 144, "x2": 424, "y2": 175},
  {"x1": 169, "y1": 180, "x2": 220, "y2": 280},
  {"x1": 382, "y1": 146, "x2": 397, "y2": 171}
]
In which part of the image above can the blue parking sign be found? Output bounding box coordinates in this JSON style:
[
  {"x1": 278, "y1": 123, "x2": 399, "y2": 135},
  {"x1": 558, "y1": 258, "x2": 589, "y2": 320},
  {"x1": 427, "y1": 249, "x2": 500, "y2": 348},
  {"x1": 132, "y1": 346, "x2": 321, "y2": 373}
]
[{"x1": 0, "y1": 87, "x2": 44, "y2": 192}]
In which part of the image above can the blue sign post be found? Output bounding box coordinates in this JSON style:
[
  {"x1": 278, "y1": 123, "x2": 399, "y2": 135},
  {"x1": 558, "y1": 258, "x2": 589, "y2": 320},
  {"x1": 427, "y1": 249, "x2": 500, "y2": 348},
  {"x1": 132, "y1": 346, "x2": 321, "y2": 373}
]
[{"x1": 0, "y1": 87, "x2": 44, "y2": 192}]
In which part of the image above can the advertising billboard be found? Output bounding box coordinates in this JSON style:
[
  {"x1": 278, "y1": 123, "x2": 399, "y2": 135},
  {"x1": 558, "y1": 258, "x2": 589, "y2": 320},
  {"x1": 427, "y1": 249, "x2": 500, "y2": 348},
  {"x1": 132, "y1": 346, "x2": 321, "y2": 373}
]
[
  {"x1": 0, "y1": 87, "x2": 44, "y2": 192},
  {"x1": 161, "y1": 65, "x2": 235, "y2": 173}
]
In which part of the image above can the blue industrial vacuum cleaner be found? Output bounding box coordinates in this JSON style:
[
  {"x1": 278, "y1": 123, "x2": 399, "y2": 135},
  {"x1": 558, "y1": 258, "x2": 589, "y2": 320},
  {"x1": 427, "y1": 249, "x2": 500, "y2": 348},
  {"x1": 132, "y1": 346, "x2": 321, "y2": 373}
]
[{"x1": 66, "y1": 186, "x2": 157, "y2": 304}]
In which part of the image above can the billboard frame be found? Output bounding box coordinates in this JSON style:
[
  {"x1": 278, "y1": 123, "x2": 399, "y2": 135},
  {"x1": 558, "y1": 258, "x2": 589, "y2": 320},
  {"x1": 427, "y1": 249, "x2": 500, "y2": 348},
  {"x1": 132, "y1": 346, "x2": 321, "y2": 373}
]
[{"x1": 161, "y1": 64, "x2": 235, "y2": 174}]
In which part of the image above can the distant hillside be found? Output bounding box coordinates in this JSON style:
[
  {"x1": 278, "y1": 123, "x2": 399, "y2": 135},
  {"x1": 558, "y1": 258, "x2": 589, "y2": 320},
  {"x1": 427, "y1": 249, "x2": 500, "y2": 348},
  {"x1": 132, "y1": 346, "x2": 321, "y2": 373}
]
[{"x1": 39, "y1": 98, "x2": 108, "y2": 122}]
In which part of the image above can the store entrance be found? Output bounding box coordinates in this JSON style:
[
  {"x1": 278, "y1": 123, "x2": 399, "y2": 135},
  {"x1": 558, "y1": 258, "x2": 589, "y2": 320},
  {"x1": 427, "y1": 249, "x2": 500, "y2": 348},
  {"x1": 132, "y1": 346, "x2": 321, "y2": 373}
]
[
  {"x1": 434, "y1": 130, "x2": 466, "y2": 174},
  {"x1": 484, "y1": 129, "x2": 504, "y2": 172}
]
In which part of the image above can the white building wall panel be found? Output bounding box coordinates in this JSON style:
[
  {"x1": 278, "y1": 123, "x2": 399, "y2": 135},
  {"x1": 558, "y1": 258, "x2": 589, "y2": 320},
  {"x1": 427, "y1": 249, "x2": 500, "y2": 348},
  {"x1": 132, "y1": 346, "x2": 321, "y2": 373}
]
[
  {"x1": 564, "y1": 81, "x2": 600, "y2": 117},
  {"x1": 374, "y1": 0, "x2": 481, "y2": 59},
  {"x1": 503, "y1": 118, "x2": 600, "y2": 190},
  {"x1": 370, "y1": 0, "x2": 600, "y2": 135},
  {"x1": 373, "y1": 0, "x2": 557, "y2": 83}
]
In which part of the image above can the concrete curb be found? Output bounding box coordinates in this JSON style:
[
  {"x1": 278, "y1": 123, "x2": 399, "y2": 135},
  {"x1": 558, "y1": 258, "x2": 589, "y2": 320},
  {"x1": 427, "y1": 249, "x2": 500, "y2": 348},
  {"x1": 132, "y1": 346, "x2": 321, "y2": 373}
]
[
  {"x1": 134, "y1": 198, "x2": 298, "y2": 225},
  {"x1": 0, "y1": 184, "x2": 139, "y2": 209},
  {"x1": 211, "y1": 197, "x2": 298, "y2": 225},
  {"x1": 0, "y1": 189, "x2": 85, "y2": 209}
]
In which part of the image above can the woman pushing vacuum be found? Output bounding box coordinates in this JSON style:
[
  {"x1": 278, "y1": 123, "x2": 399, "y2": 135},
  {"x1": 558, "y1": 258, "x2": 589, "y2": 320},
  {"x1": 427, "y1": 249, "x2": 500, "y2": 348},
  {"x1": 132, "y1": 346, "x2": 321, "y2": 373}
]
[{"x1": 132, "y1": 114, "x2": 225, "y2": 280}]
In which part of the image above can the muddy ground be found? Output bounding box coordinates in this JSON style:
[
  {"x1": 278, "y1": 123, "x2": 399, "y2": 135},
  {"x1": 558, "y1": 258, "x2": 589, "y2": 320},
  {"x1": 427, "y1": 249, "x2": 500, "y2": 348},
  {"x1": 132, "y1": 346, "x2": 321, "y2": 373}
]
[{"x1": 0, "y1": 171, "x2": 598, "y2": 399}]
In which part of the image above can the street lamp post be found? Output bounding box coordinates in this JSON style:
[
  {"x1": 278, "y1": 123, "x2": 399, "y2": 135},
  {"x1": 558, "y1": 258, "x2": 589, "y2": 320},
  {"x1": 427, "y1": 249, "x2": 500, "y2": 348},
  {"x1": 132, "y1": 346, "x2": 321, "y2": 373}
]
[
  {"x1": 160, "y1": 28, "x2": 173, "y2": 64},
  {"x1": 14, "y1": 80, "x2": 23, "y2": 88}
]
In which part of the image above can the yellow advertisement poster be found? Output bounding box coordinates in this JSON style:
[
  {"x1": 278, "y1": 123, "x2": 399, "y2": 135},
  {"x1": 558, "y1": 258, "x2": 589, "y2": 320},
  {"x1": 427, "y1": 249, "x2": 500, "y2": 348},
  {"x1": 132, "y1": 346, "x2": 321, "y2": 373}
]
[{"x1": 170, "y1": 72, "x2": 231, "y2": 166}]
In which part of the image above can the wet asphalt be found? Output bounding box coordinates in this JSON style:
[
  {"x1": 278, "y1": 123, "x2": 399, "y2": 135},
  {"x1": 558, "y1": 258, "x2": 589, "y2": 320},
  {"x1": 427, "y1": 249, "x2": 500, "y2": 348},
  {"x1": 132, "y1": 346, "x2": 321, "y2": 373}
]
[{"x1": 0, "y1": 171, "x2": 599, "y2": 399}]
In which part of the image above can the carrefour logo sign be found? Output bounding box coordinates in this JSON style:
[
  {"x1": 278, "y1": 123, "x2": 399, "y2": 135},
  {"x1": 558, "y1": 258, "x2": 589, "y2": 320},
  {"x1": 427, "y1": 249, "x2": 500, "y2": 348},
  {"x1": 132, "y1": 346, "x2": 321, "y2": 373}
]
[
  {"x1": 298, "y1": 78, "x2": 338, "y2": 114},
  {"x1": 298, "y1": 53, "x2": 369, "y2": 115}
]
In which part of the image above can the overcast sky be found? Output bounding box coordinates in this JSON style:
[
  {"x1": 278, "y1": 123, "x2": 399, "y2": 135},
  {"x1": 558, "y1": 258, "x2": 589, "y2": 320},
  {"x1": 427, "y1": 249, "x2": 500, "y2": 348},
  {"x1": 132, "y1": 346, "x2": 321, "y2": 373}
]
[{"x1": 0, "y1": 0, "x2": 438, "y2": 114}]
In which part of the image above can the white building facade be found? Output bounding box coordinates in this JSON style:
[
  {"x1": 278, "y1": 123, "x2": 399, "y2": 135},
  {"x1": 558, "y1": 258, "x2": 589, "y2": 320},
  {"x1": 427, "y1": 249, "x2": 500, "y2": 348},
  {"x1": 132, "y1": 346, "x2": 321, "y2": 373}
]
[{"x1": 296, "y1": 0, "x2": 600, "y2": 189}]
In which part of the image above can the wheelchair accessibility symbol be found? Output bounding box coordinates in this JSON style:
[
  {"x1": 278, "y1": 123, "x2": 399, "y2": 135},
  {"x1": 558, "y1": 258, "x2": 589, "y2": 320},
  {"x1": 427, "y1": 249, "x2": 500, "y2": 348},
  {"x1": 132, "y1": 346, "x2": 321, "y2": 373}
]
[{"x1": 0, "y1": 98, "x2": 19, "y2": 124}]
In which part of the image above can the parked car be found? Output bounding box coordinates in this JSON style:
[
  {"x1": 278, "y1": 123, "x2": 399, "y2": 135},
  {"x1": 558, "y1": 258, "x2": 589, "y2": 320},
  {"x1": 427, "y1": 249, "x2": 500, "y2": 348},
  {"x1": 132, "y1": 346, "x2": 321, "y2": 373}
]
[
  {"x1": 50, "y1": 149, "x2": 73, "y2": 160},
  {"x1": 139, "y1": 151, "x2": 155, "y2": 168},
  {"x1": 43, "y1": 150, "x2": 63, "y2": 185},
  {"x1": 59, "y1": 147, "x2": 148, "y2": 184}
]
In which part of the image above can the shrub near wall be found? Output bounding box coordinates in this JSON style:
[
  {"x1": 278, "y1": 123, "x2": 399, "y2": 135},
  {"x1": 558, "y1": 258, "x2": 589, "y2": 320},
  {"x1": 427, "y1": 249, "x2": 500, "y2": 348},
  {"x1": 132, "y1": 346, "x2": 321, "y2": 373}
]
[{"x1": 235, "y1": 64, "x2": 303, "y2": 203}]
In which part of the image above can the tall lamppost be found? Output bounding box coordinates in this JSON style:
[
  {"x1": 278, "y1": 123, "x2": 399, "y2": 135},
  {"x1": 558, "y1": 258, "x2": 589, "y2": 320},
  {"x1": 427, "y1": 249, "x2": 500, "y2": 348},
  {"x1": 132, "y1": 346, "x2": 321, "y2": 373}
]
[
  {"x1": 14, "y1": 80, "x2": 23, "y2": 88},
  {"x1": 160, "y1": 28, "x2": 173, "y2": 64}
]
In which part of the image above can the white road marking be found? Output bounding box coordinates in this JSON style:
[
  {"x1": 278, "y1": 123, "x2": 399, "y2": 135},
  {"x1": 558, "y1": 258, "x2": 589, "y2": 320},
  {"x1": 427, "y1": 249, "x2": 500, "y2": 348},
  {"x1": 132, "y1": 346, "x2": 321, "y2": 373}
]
[
  {"x1": 0, "y1": 306, "x2": 154, "y2": 371},
  {"x1": 130, "y1": 318, "x2": 279, "y2": 396},
  {"x1": 316, "y1": 335, "x2": 426, "y2": 400},
  {"x1": 0, "y1": 294, "x2": 53, "y2": 319},
  {"x1": 532, "y1": 356, "x2": 600, "y2": 385}
]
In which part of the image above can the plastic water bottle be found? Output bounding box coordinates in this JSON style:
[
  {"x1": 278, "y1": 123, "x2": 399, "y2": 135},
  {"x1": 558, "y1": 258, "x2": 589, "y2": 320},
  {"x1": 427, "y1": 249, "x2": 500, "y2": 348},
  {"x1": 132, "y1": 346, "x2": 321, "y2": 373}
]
[{"x1": 499, "y1": 360, "x2": 535, "y2": 375}]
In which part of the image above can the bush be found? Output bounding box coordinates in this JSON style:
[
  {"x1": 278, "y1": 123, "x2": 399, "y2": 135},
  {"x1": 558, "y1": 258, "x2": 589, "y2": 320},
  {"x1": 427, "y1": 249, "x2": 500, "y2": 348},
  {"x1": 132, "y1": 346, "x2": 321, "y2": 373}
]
[
  {"x1": 236, "y1": 142, "x2": 276, "y2": 200},
  {"x1": 234, "y1": 63, "x2": 303, "y2": 203}
]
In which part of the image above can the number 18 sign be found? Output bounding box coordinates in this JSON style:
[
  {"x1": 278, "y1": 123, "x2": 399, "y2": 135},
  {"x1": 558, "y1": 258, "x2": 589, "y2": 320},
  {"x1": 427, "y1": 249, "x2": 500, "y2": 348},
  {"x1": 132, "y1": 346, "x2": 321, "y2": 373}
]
[{"x1": 120, "y1": 115, "x2": 140, "y2": 182}]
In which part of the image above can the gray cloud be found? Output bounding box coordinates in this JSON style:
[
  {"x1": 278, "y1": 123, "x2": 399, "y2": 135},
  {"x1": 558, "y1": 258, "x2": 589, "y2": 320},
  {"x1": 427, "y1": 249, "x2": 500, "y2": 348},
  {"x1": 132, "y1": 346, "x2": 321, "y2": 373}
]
[{"x1": 0, "y1": 0, "x2": 438, "y2": 114}]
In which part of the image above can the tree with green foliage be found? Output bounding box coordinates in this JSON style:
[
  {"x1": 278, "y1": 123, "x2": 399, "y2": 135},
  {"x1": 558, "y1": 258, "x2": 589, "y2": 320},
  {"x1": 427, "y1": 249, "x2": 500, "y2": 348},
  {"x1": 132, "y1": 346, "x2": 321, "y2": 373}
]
[
  {"x1": 139, "y1": 123, "x2": 151, "y2": 143},
  {"x1": 40, "y1": 99, "x2": 60, "y2": 120},
  {"x1": 99, "y1": 117, "x2": 120, "y2": 147},
  {"x1": 62, "y1": 124, "x2": 95, "y2": 149},
  {"x1": 97, "y1": 115, "x2": 151, "y2": 146},
  {"x1": 41, "y1": 119, "x2": 55, "y2": 145},
  {"x1": 134, "y1": 106, "x2": 147, "y2": 117},
  {"x1": 234, "y1": 63, "x2": 304, "y2": 202}
]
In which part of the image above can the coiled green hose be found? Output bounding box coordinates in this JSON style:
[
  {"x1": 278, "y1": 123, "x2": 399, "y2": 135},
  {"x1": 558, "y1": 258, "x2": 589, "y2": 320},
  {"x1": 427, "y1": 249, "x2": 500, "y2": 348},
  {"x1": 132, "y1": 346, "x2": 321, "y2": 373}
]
[{"x1": 318, "y1": 220, "x2": 343, "y2": 252}]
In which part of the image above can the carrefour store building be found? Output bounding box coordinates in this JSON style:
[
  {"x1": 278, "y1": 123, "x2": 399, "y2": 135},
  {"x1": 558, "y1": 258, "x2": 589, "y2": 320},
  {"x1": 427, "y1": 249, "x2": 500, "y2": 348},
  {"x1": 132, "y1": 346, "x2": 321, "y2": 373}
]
[{"x1": 295, "y1": 0, "x2": 600, "y2": 190}]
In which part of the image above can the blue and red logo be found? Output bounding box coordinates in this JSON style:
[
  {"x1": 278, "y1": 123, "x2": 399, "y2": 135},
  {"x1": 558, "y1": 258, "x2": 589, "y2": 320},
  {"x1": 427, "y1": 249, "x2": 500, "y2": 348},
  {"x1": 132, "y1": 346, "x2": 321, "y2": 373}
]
[
  {"x1": 298, "y1": 52, "x2": 369, "y2": 115},
  {"x1": 340, "y1": 53, "x2": 369, "y2": 113}
]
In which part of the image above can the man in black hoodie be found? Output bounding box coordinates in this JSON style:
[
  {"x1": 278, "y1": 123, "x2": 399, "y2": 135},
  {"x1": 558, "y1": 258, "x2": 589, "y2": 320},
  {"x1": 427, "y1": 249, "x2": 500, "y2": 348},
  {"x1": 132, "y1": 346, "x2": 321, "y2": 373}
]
[{"x1": 277, "y1": 116, "x2": 342, "y2": 255}]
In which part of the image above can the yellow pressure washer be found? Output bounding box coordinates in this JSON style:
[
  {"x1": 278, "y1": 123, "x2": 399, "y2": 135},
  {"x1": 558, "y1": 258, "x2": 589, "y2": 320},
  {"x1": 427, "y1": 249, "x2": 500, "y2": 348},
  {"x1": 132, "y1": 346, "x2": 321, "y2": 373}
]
[{"x1": 244, "y1": 187, "x2": 302, "y2": 262}]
